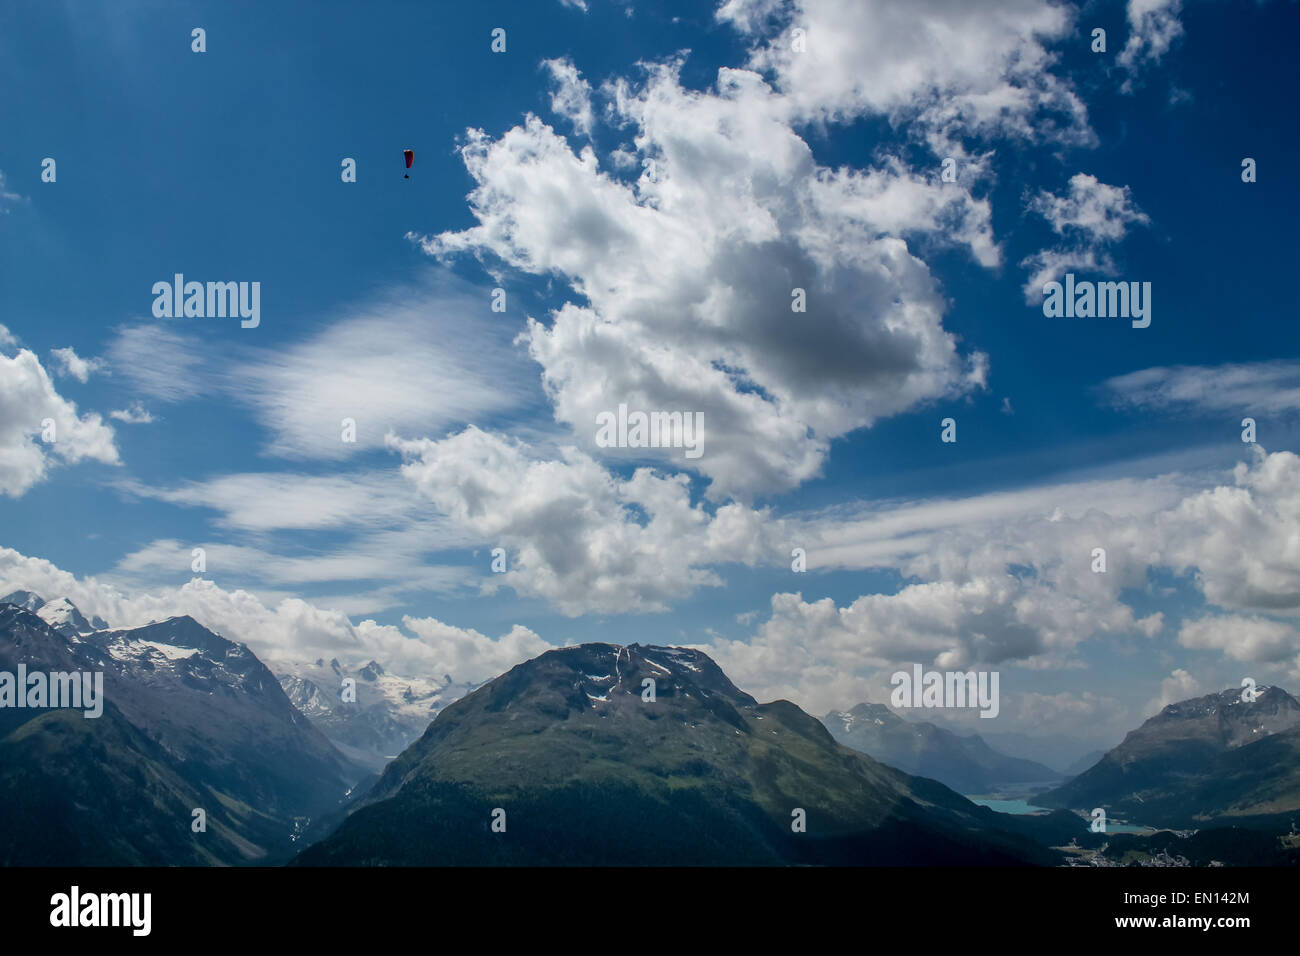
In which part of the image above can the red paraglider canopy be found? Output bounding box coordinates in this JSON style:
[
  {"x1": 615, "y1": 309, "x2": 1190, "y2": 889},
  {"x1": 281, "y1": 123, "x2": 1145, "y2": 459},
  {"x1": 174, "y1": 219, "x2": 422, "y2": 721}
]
[{"x1": 404, "y1": 149, "x2": 414, "y2": 169}]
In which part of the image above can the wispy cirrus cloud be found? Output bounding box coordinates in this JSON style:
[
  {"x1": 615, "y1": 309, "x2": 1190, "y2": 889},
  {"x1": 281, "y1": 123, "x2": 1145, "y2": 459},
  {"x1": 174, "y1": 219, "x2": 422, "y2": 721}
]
[
  {"x1": 106, "y1": 324, "x2": 209, "y2": 402},
  {"x1": 1100, "y1": 361, "x2": 1300, "y2": 416},
  {"x1": 105, "y1": 273, "x2": 543, "y2": 460},
  {"x1": 109, "y1": 536, "x2": 471, "y2": 596},
  {"x1": 109, "y1": 468, "x2": 485, "y2": 614},
  {"x1": 230, "y1": 299, "x2": 536, "y2": 460},
  {"x1": 116, "y1": 469, "x2": 445, "y2": 533}
]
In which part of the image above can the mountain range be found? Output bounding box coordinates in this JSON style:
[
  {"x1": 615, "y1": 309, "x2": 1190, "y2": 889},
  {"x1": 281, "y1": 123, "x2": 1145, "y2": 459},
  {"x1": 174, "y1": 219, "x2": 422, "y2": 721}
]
[
  {"x1": 2, "y1": 589, "x2": 108, "y2": 635},
  {"x1": 277, "y1": 657, "x2": 481, "y2": 772},
  {"x1": 0, "y1": 593, "x2": 366, "y2": 865},
  {"x1": 5, "y1": 588, "x2": 1299, "y2": 866},
  {"x1": 822, "y1": 703, "x2": 1062, "y2": 793}
]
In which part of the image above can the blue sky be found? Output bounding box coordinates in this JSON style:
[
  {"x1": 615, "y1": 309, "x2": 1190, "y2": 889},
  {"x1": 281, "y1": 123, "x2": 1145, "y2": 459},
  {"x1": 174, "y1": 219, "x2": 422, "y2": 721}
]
[{"x1": 1, "y1": 0, "x2": 1299, "y2": 747}]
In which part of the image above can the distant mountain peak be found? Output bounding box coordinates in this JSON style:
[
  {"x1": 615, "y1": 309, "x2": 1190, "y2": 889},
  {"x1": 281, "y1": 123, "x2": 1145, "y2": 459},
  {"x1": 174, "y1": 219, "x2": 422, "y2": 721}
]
[
  {"x1": 1037, "y1": 683, "x2": 1300, "y2": 824},
  {"x1": 534, "y1": 642, "x2": 759, "y2": 708},
  {"x1": 829, "y1": 702, "x2": 904, "y2": 732},
  {"x1": 35, "y1": 596, "x2": 96, "y2": 636},
  {"x1": 106, "y1": 615, "x2": 238, "y2": 658},
  {"x1": 0, "y1": 590, "x2": 47, "y2": 613},
  {"x1": 823, "y1": 701, "x2": 1060, "y2": 792},
  {"x1": 0, "y1": 593, "x2": 109, "y2": 635},
  {"x1": 1146, "y1": 685, "x2": 1300, "y2": 748},
  {"x1": 1158, "y1": 684, "x2": 1295, "y2": 717}
]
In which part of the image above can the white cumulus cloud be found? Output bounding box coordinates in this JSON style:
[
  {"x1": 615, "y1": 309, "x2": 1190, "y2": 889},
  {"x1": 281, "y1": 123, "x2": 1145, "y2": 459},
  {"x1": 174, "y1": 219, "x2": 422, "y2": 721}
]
[
  {"x1": 389, "y1": 426, "x2": 783, "y2": 615},
  {"x1": 49, "y1": 346, "x2": 106, "y2": 383},
  {"x1": 1119, "y1": 0, "x2": 1184, "y2": 89},
  {"x1": 419, "y1": 65, "x2": 991, "y2": 498},
  {"x1": 1021, "y1": 173, "x2": 1149, "y2": 299},
  {"x1": 0, "y1": 545, "x2": 550, "y2": 680},
  {"x1": 109, "y1": 402, "x2": 155, "y2": 424},
  {"x1": 0, "y1": 349, "x2": 119, "y2": 497}
]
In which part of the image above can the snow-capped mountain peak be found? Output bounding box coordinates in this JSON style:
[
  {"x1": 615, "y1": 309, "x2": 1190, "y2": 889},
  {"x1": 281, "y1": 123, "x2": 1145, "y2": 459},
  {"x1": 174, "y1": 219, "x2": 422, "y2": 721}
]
[
  {"x1": 1, "y1": 589, "x2": 48, "y2": 613},
  {"x1": 1, "y1": 592, "x2": 108, "y2": 637},
  {"x1": 35, "y1": 596, "x2": 97, "y2": 636}
]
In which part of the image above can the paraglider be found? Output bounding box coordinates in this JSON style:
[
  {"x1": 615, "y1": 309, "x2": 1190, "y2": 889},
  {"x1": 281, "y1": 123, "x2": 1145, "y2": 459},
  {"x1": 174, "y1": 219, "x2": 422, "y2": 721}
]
[{"x1": 403, "y1": 148, "x2": 414, "y2": 179}]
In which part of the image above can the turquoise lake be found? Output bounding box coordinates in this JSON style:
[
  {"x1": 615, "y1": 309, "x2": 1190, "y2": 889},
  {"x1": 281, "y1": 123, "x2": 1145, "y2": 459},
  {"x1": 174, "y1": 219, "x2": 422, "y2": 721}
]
[{"x1": 969, "y1": 797, "x2": 1153, "y2": 833}]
